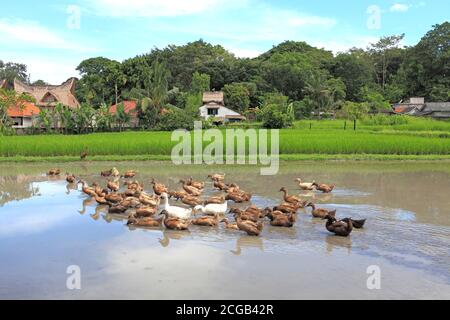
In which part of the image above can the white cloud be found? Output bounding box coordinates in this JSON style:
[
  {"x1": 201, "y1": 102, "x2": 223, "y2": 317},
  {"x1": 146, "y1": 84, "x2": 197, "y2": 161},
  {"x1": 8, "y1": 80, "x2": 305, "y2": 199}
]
[
  {"x1": 390, "y1": 3, "x2": 410, "y2": 12},
  {"x1": 226, "y1": 47, "x2": 262, "y2": 58},
  {"x1": 0, "y1": 18, "x2": 95, "y2": 52},
  {"x1": 0, "y1": 53, "x2": 81, "y2": 84},
  {"x1": 87, "y1": 0, "x2": 245, "y2": 17}
]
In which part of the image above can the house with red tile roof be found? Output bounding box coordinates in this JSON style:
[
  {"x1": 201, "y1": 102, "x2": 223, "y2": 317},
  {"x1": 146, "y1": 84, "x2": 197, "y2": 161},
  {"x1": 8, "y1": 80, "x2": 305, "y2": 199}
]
[
  {"x1": 109, "y1": 100, "x2": 139, "y2": 127},
  {"x1": 7, "y1": 101, "x2": 40, "y2": 129}
]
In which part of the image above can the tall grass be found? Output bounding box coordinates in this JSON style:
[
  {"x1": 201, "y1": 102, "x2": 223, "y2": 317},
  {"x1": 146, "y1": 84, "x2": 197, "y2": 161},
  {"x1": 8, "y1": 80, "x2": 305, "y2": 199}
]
[{"x1": 1, "y1": 129, "x2": 449, "y2": 157}]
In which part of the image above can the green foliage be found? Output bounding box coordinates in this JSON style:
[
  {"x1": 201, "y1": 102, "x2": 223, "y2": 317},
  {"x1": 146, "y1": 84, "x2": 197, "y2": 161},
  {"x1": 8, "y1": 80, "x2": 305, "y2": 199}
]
[
  {"x1": 360, "y1": 114, "x2": 409, "y2": 126},
  {"x1": 223, "y1": 83, "x2": 250, "y2": 113},
  {"x1": 340, "y1": 101, "x2": 369, "y2": 121},
  {"x1": 0, "y1": 60, "x2": 28, "y2": 84},
  {"x1": 191, "y1": 71, "x2": 210, "y2": 94},
  {"x1": 260, "y1": 104, "x2": 293, "y2": 129},
  {"x1": 115, "y1": 103, "x2": 131, "y2": 132},
  {"x1": 154, "y1": 108, "x2": 194, "y2": 131}
]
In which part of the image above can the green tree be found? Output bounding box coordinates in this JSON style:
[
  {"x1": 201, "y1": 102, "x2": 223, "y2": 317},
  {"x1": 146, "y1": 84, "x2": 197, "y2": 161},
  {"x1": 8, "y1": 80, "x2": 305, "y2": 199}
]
[
  {"x1": 305, "y1": 71, "x2": 346, "y2": 119},
  {"x1": 191, "y1": 71, "x2": 210, "y2": 93},
  {"x1": 0, "y1": 61, "x2": 29, "y2": 84},
  {"x1": 368, "y1": 34, "x2": 405, "y2": 89},
  {"x1": 260, "y1": 104, "x2": 292, "y2": 129},
  {"x1": 223, "y1": 83, "x2": 250, "y2": 113},
  {"x1": 0, "y1": 89, "x2": 34, "y2": 134},
  {"x1": 399, "y1": 22, "x2": 450, "y2": 100},
  {"x1": 332, "y1": 51, "x2": 374, "y2": 101},
  {"x1": 341, "y1": 101, "x2": 369, "y2": 130},
  {"x1": 115, "y1": 103, "x2": 131, "y2": 132}
]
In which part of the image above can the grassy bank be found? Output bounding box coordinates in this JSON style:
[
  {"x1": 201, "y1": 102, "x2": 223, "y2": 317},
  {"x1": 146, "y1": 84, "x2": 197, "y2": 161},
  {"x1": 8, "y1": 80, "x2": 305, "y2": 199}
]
[
  {"x1": 1, "y1": 116, "x2": 449, "y2": 162},
  {"x1": 1, "y1": 130, "x2": 449, "y2": 157},
  {"x1": 1, "y1": 154, "x2": 450, "y2": 163}
]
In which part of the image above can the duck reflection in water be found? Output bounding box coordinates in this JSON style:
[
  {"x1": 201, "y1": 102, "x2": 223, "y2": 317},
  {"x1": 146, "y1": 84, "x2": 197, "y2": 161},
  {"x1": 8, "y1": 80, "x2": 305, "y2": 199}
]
[
  {"x1": 78, "y1": 197, "x2": 95, "y2": 215},
  {"x1": 325, "y1": 235, "x2": 352, "y2": 254},
  {"x1": 65, "y1": 182, "x2": 78, "y2": 195},
  {"x1": 91, "y1": 205, "x2": 108, "y2": 221},
  {"x1": 159, "y1": 229, "x2": 192, "y2": 247},
  {"x1": 230, "y1": 235, "x2": 264, "y2": 256}
]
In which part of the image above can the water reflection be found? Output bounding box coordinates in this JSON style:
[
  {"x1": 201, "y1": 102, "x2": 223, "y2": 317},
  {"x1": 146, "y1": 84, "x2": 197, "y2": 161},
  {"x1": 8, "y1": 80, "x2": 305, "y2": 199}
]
[
  {"x1": 325, "y1": 235, "x2": 352, "y2": 254},
  {"x1": 230, "y1": 236, "x2": 264, "y2": 255},
  {"x1": 0, "y1": 161, "x2": 450, "y2": 299}
]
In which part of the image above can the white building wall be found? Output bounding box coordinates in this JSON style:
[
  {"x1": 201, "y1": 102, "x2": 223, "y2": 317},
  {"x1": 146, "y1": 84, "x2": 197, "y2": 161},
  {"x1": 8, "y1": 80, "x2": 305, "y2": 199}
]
[{"x1": 199, "y1": 105, "x2": 241, "y2": 120}]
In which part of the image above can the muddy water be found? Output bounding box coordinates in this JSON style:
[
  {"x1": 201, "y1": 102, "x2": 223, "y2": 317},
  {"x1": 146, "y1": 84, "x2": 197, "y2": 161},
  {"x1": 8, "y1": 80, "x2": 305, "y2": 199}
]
[{"x1": 0, "y1": 161, "x2": 449, "y2": 299}]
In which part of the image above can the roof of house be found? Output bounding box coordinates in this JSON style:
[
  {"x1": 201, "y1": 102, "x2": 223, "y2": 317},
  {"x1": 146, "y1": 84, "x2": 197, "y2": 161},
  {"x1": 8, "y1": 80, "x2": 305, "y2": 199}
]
[
  {"x1": 12, "y1": 77, "x2": 80, "y2": 108},
  {"x1": 203, "y1": 91, "x2": 224, "y2": 104},
  {"x1": 7, "y1": 101, "x2": 40, "y2": 117},
  {"x1": 109, "y1": 101, "x2": 138, "y2": 115}
]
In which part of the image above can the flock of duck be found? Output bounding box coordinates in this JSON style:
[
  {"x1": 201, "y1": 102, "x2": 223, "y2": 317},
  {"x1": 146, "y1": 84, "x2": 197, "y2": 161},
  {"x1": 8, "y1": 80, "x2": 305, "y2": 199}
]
[{"x1": 49, "y1": 168, "x2": 367, "y2": 237}]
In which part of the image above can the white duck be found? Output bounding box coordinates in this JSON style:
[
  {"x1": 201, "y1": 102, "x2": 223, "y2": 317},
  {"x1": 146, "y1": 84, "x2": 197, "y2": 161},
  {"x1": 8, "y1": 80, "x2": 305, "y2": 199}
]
[
  {"x1": 160, "y1": 193, "x2": 192, "y2": 220},
  {"x1": 193, "y1": 201, "x2": 228, "y2": 216},
  {"x1": 295, "y1": 178, "x2": 316, "y2": 191}
]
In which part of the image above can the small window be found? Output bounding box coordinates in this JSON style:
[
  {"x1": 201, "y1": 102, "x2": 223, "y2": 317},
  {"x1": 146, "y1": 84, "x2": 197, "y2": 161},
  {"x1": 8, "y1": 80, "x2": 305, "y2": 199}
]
[{"x1": 207, "y1": 108, "x2": 218, "y2": 116}]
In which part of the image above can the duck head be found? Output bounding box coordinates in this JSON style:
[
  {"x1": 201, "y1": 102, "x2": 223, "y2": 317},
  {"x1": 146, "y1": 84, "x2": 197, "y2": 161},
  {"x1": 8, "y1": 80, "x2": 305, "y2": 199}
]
[{"x1": 279, "y1": 187, "x2": 287, "y2": 192}]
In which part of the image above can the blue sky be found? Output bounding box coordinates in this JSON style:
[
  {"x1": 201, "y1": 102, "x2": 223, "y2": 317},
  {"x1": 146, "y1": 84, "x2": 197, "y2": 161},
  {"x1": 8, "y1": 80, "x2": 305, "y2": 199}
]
[{"x1": 0, "y1": 0, "x2": 448, "y2": 83}]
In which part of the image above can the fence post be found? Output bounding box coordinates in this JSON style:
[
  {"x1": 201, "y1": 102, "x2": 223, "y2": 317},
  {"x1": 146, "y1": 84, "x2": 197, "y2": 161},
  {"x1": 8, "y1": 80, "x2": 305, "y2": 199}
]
[
  {"x1": 354, "y1": 119, "x2": 356, "y2": 131},
  {"x1": 344, "y1": 121, "x2": 347, "y2": 130}
]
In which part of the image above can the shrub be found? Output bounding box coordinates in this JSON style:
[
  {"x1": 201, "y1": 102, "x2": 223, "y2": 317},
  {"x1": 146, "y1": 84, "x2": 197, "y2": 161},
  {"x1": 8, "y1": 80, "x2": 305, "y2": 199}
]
[
  {"x1": 154, "y1": 108, "x2": 194, "y2": 131},
  {"x1": 361, "y1": 114, "x2": 409, "y2": 126},
  {"x1": 260, "y1": 104, "x2": 293, "y2": 129}
]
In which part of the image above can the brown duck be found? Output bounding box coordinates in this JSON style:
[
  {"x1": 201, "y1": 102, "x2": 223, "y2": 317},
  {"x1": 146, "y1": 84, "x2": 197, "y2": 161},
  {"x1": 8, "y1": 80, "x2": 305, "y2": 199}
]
[
  {"x1": 168, "y1": 190, "x2": 189, "y2": 200},
  {"x1": 107, "y1": 179, "x2": 120, "y2": 192},
  {"x1": 306, "y1": 202, "x2": 336, "y2": 219},
  {"x1": 180, "y1": 180, "x2": 202, "y2": 196},
  {"x1": 65, "y1": 173, "x2": 76, "y2": 184},
  {"x1": 187, "y1": 177, "x2": 205, "y2": 190},
  {"x1": 323, "y1": 214, "x2": 353, "y2": 237},
  {"x1": 221, "y1": 218, "x2": 239, "y2": 230},
  {"x1": 279, "y1": 187, "x2": 302, "y2": 204},
  {"x1": 191, "y1": 214, "x2": 219, "y2": 227},
  {"x1": 134, "y1": 206, "x2": 158, "y2": 218},
  {"x1": 203, "y1": 195, "x2": 226, "y2": 205},
  {"x1": 231, "y1": 208, "x2": 259, "y2": 223},
  {"x1": 47, "y1": 168, "x2": 61, "y2": 176},
  {"x1": 313, "y1": 182, "x2": 335, "y2": 193},
  {"x1": 208, "y1": 173, "x2": 225, "y2": 181},
  {"x1": 122, "y1": 170, "x2": 137, "y2": 179},
  {"x1": 180, "y1": 195, "x2": 202, "y2": 207},
  {"x1": 127, "y1": 216, "x2": 163, "y2": 227},
  {"x1": 160, "y1": 210, "x2": 190, "y2": 230},
  {"x1": 105, "y1": 192, "x2": 123, "y2": 204},
  {"x1": 151, "y1": 179, "x2": 168, "y2": 195},
  {"x1": 341, "y1": 217, "x2": 366, "y2": 229},
  {"x1": 78, "y1": 180, "x2": 97, "y2": 197},
  {"x1": 236, "y1": 217, "x2": 264, "y2": 236},
  {"x1": 101, "y1": 169, "x2": 112, "y2": 177},
  {"x1": 108, "y1": 205, "x2": 128, "y2": 214},
  {"x1": 271, "y1": 213, "x2": 296, "y2": 227},
  {"x1": 273, "y1": 201, "x2": 305, "y2": 214}
]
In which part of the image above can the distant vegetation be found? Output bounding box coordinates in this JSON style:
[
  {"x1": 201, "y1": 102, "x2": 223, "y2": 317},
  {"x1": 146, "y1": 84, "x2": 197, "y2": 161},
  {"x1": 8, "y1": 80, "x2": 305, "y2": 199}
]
[
  {"x1": 1, "y1": 22, "x2": 449, "y2": 135},
  {"x1": 1, "y1": 116, "x2": 449, "y2": 161}
]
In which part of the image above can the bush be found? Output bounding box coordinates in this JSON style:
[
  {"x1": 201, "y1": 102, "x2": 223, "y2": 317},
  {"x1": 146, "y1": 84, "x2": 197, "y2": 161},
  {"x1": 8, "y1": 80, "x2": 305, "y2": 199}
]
[
  {"x1": 260, "y1": 104, "x2": 293, "y2": 129},
  {"x1": 361, "y1": 114, "x2": 409, "y2": 126},
  {"x1": 154, "y1": 108, "x2": 194, "y2": 131}
]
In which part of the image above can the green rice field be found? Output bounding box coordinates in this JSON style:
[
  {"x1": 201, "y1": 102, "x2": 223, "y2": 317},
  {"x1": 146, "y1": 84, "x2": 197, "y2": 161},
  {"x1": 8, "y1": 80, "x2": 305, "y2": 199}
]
[{"x1": 1, "y1": 121, "x2": 449, "y2": 160}]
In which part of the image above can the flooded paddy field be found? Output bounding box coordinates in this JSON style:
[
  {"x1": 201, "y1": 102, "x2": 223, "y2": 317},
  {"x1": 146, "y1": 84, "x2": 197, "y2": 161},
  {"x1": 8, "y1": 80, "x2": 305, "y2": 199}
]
[{"x1": 0, "y1": 161, "x2": 449, "y2": 299}]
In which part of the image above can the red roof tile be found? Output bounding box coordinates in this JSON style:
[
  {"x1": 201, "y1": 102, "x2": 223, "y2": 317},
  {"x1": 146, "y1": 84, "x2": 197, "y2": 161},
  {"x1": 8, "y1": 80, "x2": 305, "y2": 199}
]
[
  {"x1": 109, "y1": 101, "x2": 138, "y2": 115},
  {"x1": 7, "y1": 102, "x2": 40, "y2": 117}
]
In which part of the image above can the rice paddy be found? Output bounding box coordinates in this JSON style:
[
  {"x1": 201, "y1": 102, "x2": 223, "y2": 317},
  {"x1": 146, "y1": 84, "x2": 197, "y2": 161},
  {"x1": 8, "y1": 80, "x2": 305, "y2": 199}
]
[{"x1": 1, "y1": 121, "x2": 449, "y2": 160}]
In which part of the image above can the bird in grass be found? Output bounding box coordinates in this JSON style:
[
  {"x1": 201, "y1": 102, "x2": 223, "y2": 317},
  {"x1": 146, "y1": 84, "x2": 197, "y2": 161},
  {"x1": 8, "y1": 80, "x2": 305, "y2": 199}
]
[{"x1": 80, "y1": 148, "x2": 88, "y2": 160}]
